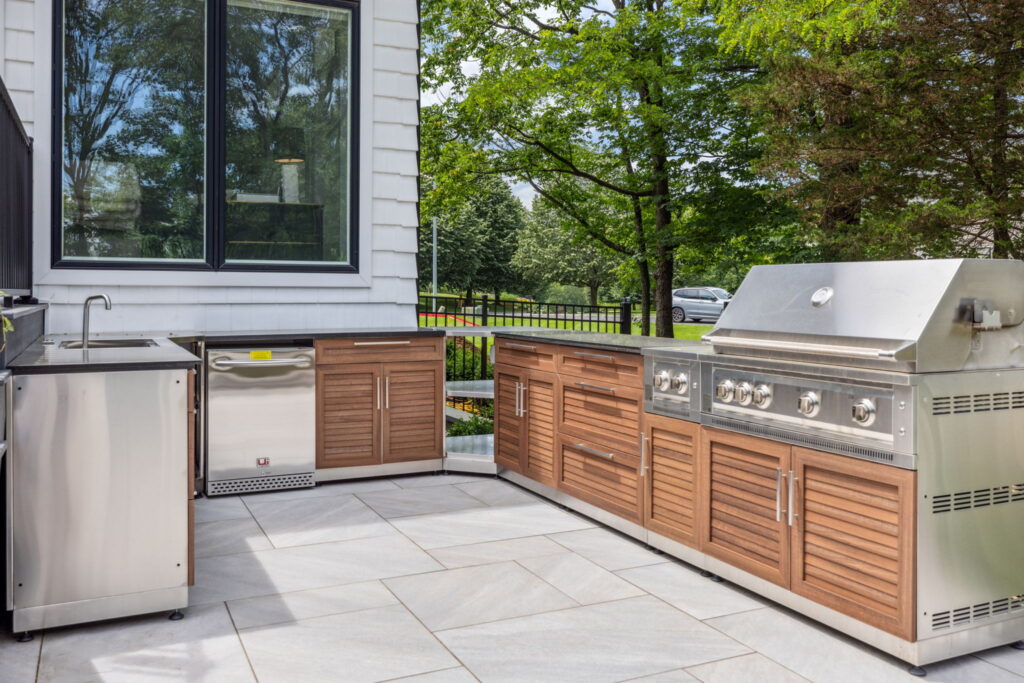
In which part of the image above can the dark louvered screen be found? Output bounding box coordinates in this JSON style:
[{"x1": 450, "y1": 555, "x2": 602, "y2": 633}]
[{"x1": 0, "y1": 76, "x2": 32, "y2": 296}]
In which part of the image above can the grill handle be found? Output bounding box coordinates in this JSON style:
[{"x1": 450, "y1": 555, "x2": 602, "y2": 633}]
[{"x1": 704, "y1": 336, "x2": 915, "y2": 361}]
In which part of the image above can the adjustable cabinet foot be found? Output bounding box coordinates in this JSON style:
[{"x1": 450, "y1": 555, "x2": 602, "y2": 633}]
[
  {"x1": 169, "y1": 610, "x2": 185, "y2": 621},
  {"x1": 1011, "y1": 641, "x2": 1024, "y2": 650},
  {"x1": 908, "y1": 666, "x2": 927, "y2": 677},
  {"x1": 15, "y1": 632, "x2": 33, "y2": 643},
  {"x1": 710, "y1": 574, "x2": 724, "y2": 583},
  {"x1": 700, "y1": 570, "x2": 713, "y2": 578}
]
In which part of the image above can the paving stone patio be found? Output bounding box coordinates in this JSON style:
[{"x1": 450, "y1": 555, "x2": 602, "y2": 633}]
[{"x1": 3, "y1": 474, "x2": 1022, "y2": 682}]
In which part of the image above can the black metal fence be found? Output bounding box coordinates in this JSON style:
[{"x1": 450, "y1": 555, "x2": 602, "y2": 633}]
[
  {"x1": 0, "y1": 76, "x2": 32, "y2": 297},
  {"x1": 418, "y1": 294, "x2": 631, "y2": 334}
]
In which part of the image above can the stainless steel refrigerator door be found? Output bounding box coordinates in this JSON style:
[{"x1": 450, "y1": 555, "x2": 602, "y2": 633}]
[
  {"x1": 206, "y1": 348, "x2": 315, "y2": 484},
  {"x1": 11, "y1": 370, "x2": 188, "y2": 609}
]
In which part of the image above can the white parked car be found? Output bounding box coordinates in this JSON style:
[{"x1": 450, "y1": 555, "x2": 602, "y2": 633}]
[{"x1": 671, "y1": 287, "x2": 732, "y2": 323}]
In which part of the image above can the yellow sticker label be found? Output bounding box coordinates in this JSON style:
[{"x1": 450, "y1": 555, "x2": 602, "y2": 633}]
[{"x1": 249, "y1": 350, "x2": 273, "y2": 361}]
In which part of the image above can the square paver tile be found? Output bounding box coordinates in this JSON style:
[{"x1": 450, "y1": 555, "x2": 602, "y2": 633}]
[
  {"x1": 686, "y1": 653, "x2": 806, "y2": 682},
  {"x1": 616, "y1": 562, "x2": 762, "y2": 619},
  {"x1": 226, "y1": 580, "x2": 398, "y2": 630},
  {"x1": 707, "y1": 607, "x2": 1021, "y2": 683},
  {"x1": 0, "y1": 633, "x2": 40, "y2": 683},
  {"x1": 974, "y1": 646, "x2": 1024, "y2": 676},
  {"x1": 191, "y1": 534, "x2": 442, "y2": 604},
  {"x1": 240, "y1": 478, "x2": 399, "y2": 504},
  {"x1": 391, "y1": 503, "x2": 594, "y2": 549},
  {"x1": 385, "y1": 561, "x2": 577, "y2": 630},
  {"x1": 194, "y1": 495, "x2": 251, "y2": 523},
  {"x1": 38, "y1": 603, "x2": 253, "y2": 682},
  {"x1": 395, "y1": 474, "x2": 483, "y2": 489},
  {"x1": 428, "y1": 536, "x2": 570, "y2": 569},
  {"x1": 627, "y1": 671, "x2": 697, "y2": 682},
  {"x1": 437, "y1": 596, "x2": 749, "y2": 682},
  {"x1": 356, "y1": 485, "x2": 486, "y2": 518},
  {"x1": 388, "y1": 667, "x2": 478, "y2": 682},
  {"x1": 456, "y1": 480, "x2": 539, "y2": 507},
  {"x1": 548, "y1": 528, "x2": 669, "y2": 571},
  {"x1": 519, "y1": 553, "x2": 645, "y2": 605},
  {"x1": 195, "y1": 517, "x2": 272, "y2": 558},
  {"x1": 245, "y1": 494, "x2": 395, "y2": 548},
  {"x1": 239, "y1": 604, "x2": 458, "y2": 683}
]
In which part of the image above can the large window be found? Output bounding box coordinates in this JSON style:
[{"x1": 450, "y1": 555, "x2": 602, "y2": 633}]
[{"x1": 55, "y1": 0, "x2": 358, "y2": 271}]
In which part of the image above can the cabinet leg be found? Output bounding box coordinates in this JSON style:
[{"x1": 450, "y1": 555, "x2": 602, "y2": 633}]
[
  {"x1": 15, "y1": 632, "x2": 33, "y2": 643},
  {"x1": 908, "y1": 666, "x2": 927, "y2": 677},
  {"x1": 1011, "y1": 641, "x2": 1024, "y2": 650},
  {"x1": 169, "y1": 610, "x2": 185, "y2": 621},
  {"x1": 710, "y1": 574, "x2": 724, "y2": 583},
  {"x1": 700, "y1": 570, "x2": 713, "y2": 578}
]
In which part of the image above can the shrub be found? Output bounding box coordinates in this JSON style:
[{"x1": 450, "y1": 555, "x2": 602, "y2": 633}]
[{"x1": 447, "y1": 415, "x2": 494, "y2": 437}]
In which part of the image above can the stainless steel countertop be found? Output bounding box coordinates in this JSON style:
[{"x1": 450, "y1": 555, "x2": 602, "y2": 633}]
[
  {"x1": 493, "y1": 330, "x2": 708, "y2": 354},
  {"x1": 9, "y1": 336, "x2": 201, "y2": 374},
  {"x1": 71, "y1": 327, "x2": 444, "y2": 344}
]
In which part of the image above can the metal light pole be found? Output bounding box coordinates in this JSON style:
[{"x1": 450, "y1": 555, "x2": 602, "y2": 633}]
[{"x1": 431, "y1": 216, "x2": 438, "y2": 312}]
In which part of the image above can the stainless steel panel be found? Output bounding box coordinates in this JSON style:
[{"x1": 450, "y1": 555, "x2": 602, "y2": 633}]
[
  {"x1": 643, "y1": 354, "x2": 702, "y2": 422},
  {"x1": 12, "y1": 370, "x2": 188, "y2": 613},
  {"x1": 705, "y1": 259, "x2": 1024, "y2": 372},
  {"x1": 914, "y1": 369, "x2": 1024, "y2": 640},
  {"x1": 13, "y1": 586, "x2": 188, "y2": 633},
  {"x1": 206, "y1": 347, "x2": 315, "y2": 491},
  {"x1": 315, "y1": 459, "x2": 443, "y2": 482}
]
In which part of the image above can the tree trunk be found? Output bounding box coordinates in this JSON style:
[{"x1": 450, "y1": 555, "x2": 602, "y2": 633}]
[
  {"x1": 588, "y1": 283, "x2": 599, "y2": 307},
  {"x1": 637, "y1": 260, "x2": 652, "y2": 337},
  {"x1": 990, "y1": 41, "x2": 1013, "y2": 259},
  {"x1": 654, "y1": 247, "x2": 674, "y2": 338}
]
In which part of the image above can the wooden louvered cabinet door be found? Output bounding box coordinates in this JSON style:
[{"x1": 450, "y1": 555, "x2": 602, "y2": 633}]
[
  {"x1": 700, "y1": 428, "x2": 791, "y2": 587},
  {"x1": 494, "y1": 365, "x2": 525, "y2": 473},
  {"x1": 643, "y1": 414, "x2": 700, "y2": 549},
  {"x1": 382, "y1": 361, "x2": 443, "y2": 463},
  {"x1": 790, "y1": 447, "x2": 916, "y2": 640},
  {"x1": 317, "y1": 363, "x2": 382, "y2": 468},
  {"x1": 522, "y1": 370, "x2": 557, "y2": 487}
]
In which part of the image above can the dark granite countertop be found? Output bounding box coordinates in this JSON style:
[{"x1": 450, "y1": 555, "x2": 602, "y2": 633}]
[
  {"x1": 9, "y1": 336, "x2": 201, "y2": 375},
  {"x1": 493, "y1": 330, "x2": 709, "y2": 355}
]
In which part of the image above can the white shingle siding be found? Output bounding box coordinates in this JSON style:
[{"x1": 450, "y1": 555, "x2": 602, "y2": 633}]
[{"x1": 3, "y1": 0, "x2": 422, "y2": 334}]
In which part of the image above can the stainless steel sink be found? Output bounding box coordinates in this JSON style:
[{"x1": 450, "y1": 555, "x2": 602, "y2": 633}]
[{"x1": 59, "y1": 339, "x2": 158, "y2": 350}]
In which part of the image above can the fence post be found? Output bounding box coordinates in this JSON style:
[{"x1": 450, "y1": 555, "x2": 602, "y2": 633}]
[
  {"x1": 480, "y1": 295, "x2": 490, "y2": 381},
  {"x1": 619, "y1": 298, "x2": 632, "y2": 335},
  {"x1": 481, "y1": 295, "x2": 489, "y2": 327}
]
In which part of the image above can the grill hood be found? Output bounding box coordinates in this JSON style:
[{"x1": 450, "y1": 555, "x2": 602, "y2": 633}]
[{"x1": 704, "y1": 259, "x2": 1024, "y2": 373}]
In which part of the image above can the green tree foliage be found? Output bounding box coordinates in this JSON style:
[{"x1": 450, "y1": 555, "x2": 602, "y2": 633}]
[
  {"x1": 421, "y1": 0, "x2": 770, "y2": 337},
  {"x1": 514, "y1": 201, "x2": 619, "y2": 305}
]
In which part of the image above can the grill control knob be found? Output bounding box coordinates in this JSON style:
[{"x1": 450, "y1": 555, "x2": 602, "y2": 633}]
[
  {"x1": 653, "y1": 370, "x2": 671, "y2": 391},
  {"x1": 852, "y1": 398, "x2": 877, "y2": 426},
  {"x1": 671, "y1": 372, "x2": 689, "y2": 395},
  {"x1": 797, "y1": 391, "x2": 821, "y2": 417},
  {"x1": 735, "y1": 382, "x2": 754, "y2": 406},
  {"x1": 716, "y1": 379, "x2": 737, "y2": 403},
  {"x1": 752, "y1": 384, "x2": 773, "y2": 409}
]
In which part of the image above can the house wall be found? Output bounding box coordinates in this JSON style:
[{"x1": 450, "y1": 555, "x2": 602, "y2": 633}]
[{"x1": 0, "y1": 0, "x2": 420, "y2": 334}]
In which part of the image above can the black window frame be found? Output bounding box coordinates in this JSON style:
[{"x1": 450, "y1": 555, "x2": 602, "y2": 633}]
[{"x1": 51, "y1": 0, "x2": 361, "y2": 273}]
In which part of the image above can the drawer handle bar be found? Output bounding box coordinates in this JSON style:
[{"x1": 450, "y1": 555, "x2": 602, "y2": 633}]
[
  {"x1": 788, "y1": 471, "x2": 799, "y2": 527},
  {"x1": 212, "y1": 358, "x2": 312, "y2": 369},
  {"x1": 505, "y1": 342, "x2": 537, "y2": 351},
  {"x1": 353, "y1": 340, "x2": 412, "y2": 346},
  {"x1": 774, "y1": 468, "x2": 785, "y2": 522},
  {"x1": 573, "y1": 443, "x2": 615, "y2": 460},
  {"x1": 573, "y1": 351, "x2": 615, "y2": 361},
  {"x1": 574, "y1": 381, "x2": 615, "y2": 394}
]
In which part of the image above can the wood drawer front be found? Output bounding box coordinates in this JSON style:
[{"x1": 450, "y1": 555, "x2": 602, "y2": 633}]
[
  {"x1": 317, "y1": 363, "x2": 381, "y2": 468},
  {"x1": 644, "y1": 415, "x2": 700, "y2": 549},
  {"x1": 316, "y1": 337, "x2": 442, "y2": 364},
  {"x1": 523, "y1": 372, "x2": 557, "y2": 487},
  {"x1": 494, "y1": 338, "x2": 557, "y2": 371},
  {"x1": 558, "y1": 436, "x2": 642, "y2": 523},
  {"x1": 559, "y1": 378, "x2": 642, "y2": 457},
  {"x1": 383, "y1": 362, "x2": 443, "y2": 463},
  {"x1": 558, "y1": 347, "x2": 642, "y2": 386},
  {"x1": 791, "y1": 447, "x2": 915, "y2": 640},
  {"x1": 701, "y1": 429, "x2": 791, "y2": 587}
]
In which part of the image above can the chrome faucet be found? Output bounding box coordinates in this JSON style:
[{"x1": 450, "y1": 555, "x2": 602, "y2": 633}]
[{"x1": 82, "y1": 295, "x2": 112, "y2": 350}]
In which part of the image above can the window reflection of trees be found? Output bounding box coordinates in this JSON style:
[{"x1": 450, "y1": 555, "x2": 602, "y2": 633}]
[{"x1": 62, "y1": 0, "x2": 205, "y2": 260}]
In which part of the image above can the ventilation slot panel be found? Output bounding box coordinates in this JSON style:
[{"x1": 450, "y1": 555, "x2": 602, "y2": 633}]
[
  {"x1": 208, "y1": 472, "x2": 316, "y2": 496},
  {"x1": 933, "y1": 390, "x2": 1024, "y2": 416},
  {"x1": 931, "y1": 483, "x2": 1024, "y2": 513},
  {"x1": 930, "y1": 593, "x2": 1024, "y2": 632}
]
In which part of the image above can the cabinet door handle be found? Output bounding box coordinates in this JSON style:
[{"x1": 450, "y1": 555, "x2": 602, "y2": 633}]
[
  {"x1": 788, "y1": 470, "x2": 799, "y2": 527},
  {"x1": 639, "y1": 433, "x2": 649, "y2": 476},
  {"x1": 574, "y1": 443, "x2": 615, "y2": 460},
  {"x1": 513, "y1": 381, "x2": 521, "y2": 416},
  {"x1": 385, "y1": 377, "x2": 391, "y2": 409},
  {"x1": 520, "y1": 384, "x2": 528, "y2": 416},
  {"x1": 573, "y1": 351, "x2": 615, "y2": 361},
  {"x1": 354, "y1": 340, "x2": 411, "y2": 346},
  {"x1": 574, "y1": 381, "x2": 615, "y2": 394},
  {"x1": 376, "y1": 377, "x2": 381, "y2": 410},
  {"x1": 505, "y1": 343, "x2": 537, "y2": 351},
  {"x1": 775, "y1": 468, "x2": 785, "y2": 522}
]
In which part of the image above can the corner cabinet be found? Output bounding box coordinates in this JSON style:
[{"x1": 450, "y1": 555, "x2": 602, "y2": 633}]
[
  {"x1": 315, "y1": 338, "x2": 443, "y2": 469},
  {"x1": 493, "y1": 363, "x2": 557, "y2": 485}
]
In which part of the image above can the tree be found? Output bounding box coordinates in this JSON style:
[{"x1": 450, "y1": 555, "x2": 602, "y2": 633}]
[
  {"x1": 514, "y1": 201, "x2": 619, "y2": 305},
  {"x1": 421, "y1": 0, "x2": 762, "y2": 337}
]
